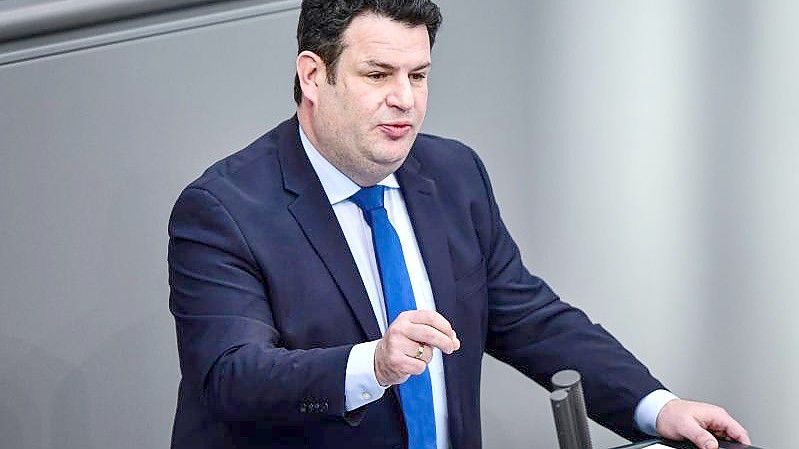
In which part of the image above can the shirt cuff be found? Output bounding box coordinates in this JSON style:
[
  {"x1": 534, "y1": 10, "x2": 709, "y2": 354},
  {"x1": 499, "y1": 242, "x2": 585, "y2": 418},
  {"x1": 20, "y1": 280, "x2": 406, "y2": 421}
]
[
  {"x1": 634, "y1": 389, "x2": 680, "y2": 436},
  {"x1": 344, "y1": 340, "x2": 388, "y2": 411}
]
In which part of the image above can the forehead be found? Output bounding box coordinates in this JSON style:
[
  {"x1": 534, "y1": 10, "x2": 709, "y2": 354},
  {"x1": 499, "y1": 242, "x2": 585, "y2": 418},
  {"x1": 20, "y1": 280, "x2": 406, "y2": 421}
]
[{"x1": 340, "y1": 13, "x2": 431, "y2": 66}]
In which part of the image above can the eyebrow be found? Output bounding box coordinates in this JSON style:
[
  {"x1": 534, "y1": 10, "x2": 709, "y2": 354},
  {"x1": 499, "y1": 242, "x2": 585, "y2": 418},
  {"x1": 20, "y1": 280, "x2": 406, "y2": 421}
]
[{"x1": 363, "y1": 59, "x2": 432, "y2": 72}]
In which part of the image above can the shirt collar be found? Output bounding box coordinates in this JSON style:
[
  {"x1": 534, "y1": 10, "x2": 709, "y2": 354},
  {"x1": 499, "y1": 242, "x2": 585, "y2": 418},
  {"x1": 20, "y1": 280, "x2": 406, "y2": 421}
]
[{"x1": 298, "y1": 123, "x2": 400, "y2": 205}]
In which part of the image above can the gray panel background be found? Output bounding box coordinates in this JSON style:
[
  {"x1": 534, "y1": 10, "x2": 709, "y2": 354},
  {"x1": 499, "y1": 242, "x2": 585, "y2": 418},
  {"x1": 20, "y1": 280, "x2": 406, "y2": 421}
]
[{"x1": 1, "y1": 1, "x2": 797, "y2": 448}]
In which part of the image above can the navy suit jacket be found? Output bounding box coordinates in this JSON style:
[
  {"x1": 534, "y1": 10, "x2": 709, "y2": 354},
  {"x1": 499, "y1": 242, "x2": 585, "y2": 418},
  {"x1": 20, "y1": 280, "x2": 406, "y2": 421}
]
[{"x1": 168, "y1": 117, "x2": 664, "y2": 448}]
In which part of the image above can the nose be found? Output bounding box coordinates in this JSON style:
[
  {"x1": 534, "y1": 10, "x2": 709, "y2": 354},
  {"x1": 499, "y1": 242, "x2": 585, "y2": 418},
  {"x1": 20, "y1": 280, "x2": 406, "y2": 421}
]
[{"x1": 386, "y1": 76, "x2": 414, "y2": 111}]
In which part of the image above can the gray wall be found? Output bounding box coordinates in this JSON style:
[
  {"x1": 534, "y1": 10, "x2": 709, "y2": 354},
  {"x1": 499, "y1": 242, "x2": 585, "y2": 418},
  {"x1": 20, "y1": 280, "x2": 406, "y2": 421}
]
[{"x1": 1, "y1": 1, "x2": 797, "y2": 448}]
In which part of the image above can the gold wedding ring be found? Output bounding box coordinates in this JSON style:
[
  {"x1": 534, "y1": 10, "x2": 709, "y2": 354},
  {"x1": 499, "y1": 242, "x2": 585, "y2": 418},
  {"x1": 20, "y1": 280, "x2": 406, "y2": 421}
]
[{"x1": 414, "y1": 344, "x2": 425, "y2": 360}]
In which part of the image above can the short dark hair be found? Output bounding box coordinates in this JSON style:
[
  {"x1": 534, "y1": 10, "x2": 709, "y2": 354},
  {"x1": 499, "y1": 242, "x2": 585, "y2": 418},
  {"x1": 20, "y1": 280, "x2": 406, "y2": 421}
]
[{"x1": 293, "y1": 0, "x2": 442, "y2": 104}]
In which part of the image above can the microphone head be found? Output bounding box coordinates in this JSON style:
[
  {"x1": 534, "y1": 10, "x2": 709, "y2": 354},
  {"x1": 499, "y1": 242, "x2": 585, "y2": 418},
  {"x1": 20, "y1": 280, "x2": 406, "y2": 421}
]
[{"x1": 552, "y1": 369, "x2": 581, "y2": 389}]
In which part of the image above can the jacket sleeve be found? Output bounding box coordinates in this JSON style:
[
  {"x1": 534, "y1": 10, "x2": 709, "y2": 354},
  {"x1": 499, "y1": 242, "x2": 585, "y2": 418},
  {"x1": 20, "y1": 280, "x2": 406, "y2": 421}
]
[
  {"x1": 468, "y1": 150, "x2": 665, "y2": 442},
  {"x1": 168, "y1": 186, "x2": 353, "y2": 423}
]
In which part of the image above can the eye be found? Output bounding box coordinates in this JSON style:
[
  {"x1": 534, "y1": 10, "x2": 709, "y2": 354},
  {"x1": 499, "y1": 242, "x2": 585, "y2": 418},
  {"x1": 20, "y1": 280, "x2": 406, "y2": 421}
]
[
  {"x1": 367, "y1": 72, "x2": 387, "y2": 80},
  {"x1": 410, "y1": 73, "x2": 427, "y2": 82}
]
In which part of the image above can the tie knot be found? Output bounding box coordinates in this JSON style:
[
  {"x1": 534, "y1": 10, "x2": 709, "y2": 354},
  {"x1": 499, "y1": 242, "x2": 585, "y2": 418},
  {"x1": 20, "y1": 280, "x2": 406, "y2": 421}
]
[{"x1": 350, "y1": 185, "x2": 385, "y2": 212}]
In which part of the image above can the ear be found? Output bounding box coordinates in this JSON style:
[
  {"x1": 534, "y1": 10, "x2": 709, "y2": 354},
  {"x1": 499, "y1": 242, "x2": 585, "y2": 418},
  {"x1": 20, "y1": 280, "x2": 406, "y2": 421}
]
[{"x1": 296, "y1": 51, "x2": 326, "y2": 104}]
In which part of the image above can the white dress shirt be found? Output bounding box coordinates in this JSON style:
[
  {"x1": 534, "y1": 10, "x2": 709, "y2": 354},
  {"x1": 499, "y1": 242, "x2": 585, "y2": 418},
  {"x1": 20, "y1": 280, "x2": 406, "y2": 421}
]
[
  {"x1": 297, "y1": 125, "x2": 674, "y2": 445},
  {"x1": 299, "y1": 126, "x2": 450, "y2": 449}
]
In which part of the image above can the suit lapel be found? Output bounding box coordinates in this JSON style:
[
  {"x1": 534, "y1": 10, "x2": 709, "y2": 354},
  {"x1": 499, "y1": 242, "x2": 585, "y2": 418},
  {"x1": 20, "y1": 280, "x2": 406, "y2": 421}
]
[
  {"x1": 277, "y1": 118, "x2": 382, "y2": 341},
  {"x1": 395, "y1": 154, "x2": 457, "y2": 328},
  {"x1": 396, "y1": 152, "x2": 463, "y2": 444}
]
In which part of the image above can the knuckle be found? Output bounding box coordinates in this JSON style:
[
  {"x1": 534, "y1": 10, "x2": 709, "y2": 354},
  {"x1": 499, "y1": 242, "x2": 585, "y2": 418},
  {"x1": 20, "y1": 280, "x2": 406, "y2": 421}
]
[
  {"x1": 389, "y1": 353, "x2": 404, "y2": 366},
  {"x1": 387, "y1": 332, "x2": 404, "y2": 346},
  {"x1": 389, "y1": 321, "x2": 406, "y2": 334}
]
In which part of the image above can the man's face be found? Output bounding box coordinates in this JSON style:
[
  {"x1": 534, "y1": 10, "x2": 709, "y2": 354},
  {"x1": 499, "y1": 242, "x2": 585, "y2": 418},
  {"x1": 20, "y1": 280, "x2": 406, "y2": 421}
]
[{"x1": 309, "y1": 13, "x2": 431, "y2": 186}]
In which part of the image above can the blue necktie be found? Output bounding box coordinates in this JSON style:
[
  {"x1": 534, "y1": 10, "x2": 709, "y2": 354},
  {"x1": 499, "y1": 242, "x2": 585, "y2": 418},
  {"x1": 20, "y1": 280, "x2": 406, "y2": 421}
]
[{"x1": 350, "y1": 185, "x2": 437, "y2": 449}]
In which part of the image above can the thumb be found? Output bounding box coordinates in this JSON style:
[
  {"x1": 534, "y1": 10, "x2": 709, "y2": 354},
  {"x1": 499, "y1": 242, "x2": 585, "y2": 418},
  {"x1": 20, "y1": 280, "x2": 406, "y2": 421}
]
[{"x1": 686, "y1": 424, "x2": 719, "y2": 449}]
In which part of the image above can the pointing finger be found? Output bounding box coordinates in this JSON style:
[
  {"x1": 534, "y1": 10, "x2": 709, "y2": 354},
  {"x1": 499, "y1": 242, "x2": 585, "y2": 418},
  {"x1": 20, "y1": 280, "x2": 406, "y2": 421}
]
[
  {"x1": 406, "y1": 310, "x2": 456, "y2": 339},
  {"x1": 405, "y1": 322, "x2": 458, "y2": 354}
]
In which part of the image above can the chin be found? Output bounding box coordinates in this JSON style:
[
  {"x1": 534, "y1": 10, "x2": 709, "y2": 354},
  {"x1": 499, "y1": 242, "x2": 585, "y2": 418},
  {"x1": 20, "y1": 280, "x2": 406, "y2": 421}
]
[
  {"x1": 373, "y1": 148, "x2": 412, "y2": 166},
  {"x1": 383, "y1": 138, "x2": 416, "y2": 157}
]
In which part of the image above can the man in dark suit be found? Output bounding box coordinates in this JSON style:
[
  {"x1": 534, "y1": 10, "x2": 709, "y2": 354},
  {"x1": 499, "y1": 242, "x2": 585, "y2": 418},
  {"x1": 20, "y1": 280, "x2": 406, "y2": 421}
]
[{"x1": 168, "y1": 1, "x2": 751, "y2": 448}]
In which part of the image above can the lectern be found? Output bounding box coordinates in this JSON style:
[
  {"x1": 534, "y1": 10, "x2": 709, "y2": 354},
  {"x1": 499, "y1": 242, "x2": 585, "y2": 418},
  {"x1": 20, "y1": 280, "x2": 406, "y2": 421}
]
[
  {"x1": 549, "y1": 370, "x2": 764, "y2": 449},
  {"x1": 611, "y1": 440, "x2": 762, "y2": 449}
]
